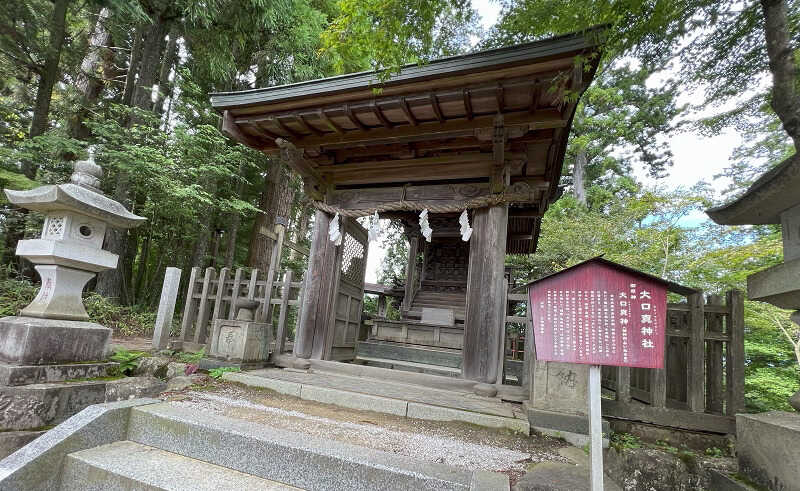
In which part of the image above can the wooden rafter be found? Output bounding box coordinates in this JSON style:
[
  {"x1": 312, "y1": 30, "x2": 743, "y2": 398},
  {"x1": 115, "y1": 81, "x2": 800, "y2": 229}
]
[
  {"x1": 294, "y1": 110, "x2": 565, "y2": 149},
  {"x1": 463, "y1": 89, "x2": 473, "y2": 120},
  {"x1": 271, "y1": 117, "x2": 301, "y2": 138},
  {"x1": 317, "y1": 109, "x2": 343, "y2": 134},
  {"x1": 529, "y1": 82, "x2": 542, "y2": 113},
  {"x1": 398, "y1": 97, "x2": 418, "y2": 126},
  {"x1": 495, "y1": 83, "x2": 505, "y2": 112},
  {"x1": 344, "y1": 105, "x2": 368, "y2": 130},
  {"x1": 429, "y1": 93, "x2": 445, "y2": 122},
  {"x1": 371, "y1": 102, "x2": 393, "y2": 129},
  {"x1": 251, "y1": 121, "x2": 281, "y2": 140},
  {"x1": 294, "y1": 114, "x2": 323, "y2": 136},
  {"x1": 222, "y1": 111, "x2": 264, "y2": 148}
]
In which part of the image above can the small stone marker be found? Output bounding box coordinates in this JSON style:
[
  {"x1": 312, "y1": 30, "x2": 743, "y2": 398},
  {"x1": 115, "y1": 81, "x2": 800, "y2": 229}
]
[{"x1": 153, "y1": 267, "x2": 182, "y2": 350}]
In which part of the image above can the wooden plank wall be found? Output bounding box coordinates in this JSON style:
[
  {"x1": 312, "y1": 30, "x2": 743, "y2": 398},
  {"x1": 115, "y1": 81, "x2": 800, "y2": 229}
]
[{"x1": 599, "y1": 290, "x2": 746, "y2": 434}]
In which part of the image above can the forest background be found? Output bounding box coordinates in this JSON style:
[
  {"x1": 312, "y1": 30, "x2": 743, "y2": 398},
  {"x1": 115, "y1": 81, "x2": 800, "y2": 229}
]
[{"x1": 0, "y1": 0, "x2": 798, "y2": 411}]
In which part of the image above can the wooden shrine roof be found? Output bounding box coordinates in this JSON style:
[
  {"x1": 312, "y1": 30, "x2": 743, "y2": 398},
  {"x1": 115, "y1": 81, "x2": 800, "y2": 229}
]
[{"x1": 211, "y1": 29, "x2": 604, "y2": 253}]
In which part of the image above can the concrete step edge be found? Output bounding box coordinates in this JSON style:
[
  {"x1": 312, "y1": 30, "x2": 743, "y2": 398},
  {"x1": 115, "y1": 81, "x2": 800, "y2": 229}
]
[
  {"x1": 61, "y1": 440, "x2": 297, "y2": 490},
  {"x1": 127, "y1": 402, "x2": 501, "y2": 490}
]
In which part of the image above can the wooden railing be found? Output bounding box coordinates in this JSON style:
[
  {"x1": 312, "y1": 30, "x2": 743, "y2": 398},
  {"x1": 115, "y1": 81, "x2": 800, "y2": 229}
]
[
  {"x1": 179, "y1": 267, "x2": 304, "y2": 350},
  {"x1": 599, "y1": 290, "x2": 745, "y2": 433},
  {"x1": 511, "y1": 286, "x2": 745, "y2": 434}
]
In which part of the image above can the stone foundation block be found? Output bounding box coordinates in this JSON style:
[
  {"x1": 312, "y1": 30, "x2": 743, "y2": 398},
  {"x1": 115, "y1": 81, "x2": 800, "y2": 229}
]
[
  {"x1": 737, "y1": 411, "x2": 800, "y2": 491},
  {"x1": 0, "y1": 361, "x2": 117, "y2": 386},
  {"x1": 0, "y1": 381, "x2": 106, "y2": 430},
  {"x1": 0, "y1": 316, "x2": 111, "y2": 364}
]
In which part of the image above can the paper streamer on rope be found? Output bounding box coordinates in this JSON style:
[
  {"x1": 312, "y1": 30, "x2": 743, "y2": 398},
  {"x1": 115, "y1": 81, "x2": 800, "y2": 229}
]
[
  {"x1": 368, "y1": 211, "x2": 380, "y2": 242},
  {"x1": 459, "y1": 210, "x2": 473, "y2": 242},
  {"x1": 419, "y1": 209, "x2": 432, "y2": 242},
  {"x1": 328, "y1": 212, "x2": 342, "y2": 245}
]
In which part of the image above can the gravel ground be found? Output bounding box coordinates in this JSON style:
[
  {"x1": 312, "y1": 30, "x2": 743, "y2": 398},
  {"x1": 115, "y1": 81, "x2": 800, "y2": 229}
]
[{"x1": 162, "y1": 381, "x2": 569, "y2": 483}]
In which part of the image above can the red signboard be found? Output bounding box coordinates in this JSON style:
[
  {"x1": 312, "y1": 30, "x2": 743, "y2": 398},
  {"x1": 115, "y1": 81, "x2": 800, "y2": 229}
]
[{"x1": 528, "y1": 258, "x2": 667, "y2": 369}]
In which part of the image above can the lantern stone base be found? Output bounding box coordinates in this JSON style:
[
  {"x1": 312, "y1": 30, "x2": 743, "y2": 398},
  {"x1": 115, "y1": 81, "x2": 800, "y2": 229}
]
[{"x1": 0, "y1": 316, "x2": 112, "y2": 365}]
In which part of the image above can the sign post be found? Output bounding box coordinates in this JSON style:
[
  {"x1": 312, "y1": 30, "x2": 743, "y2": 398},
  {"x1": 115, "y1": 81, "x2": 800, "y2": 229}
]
[
  {"x1": 588, "y1": 365, "x2": 603, "y2": 491},
  {"x1": 527, "y1": 258, "x2": 669, "y2": 491}
]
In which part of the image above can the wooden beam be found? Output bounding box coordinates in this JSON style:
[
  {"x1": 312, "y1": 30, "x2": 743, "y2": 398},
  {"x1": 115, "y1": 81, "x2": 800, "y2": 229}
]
[
  {"x1": 317, "y1": 109, "x2": 343, "y2": 134},
  {"x1": 529, "y1": 82, "x2": 542, "y2": 113},
  {"x1": 371, "y1": 102, "x2": 393, "y2": 129},
  {"x1": 271, "y1": 117, "x2": 301, "y2": 138},
  {"x1": 294, "y1": 114, "x2": 323, "y2": 136},
  {"x1": 294, "y1": 110, "x2": 566, "y2": 149},
  {"x1": 398, "y1": 97, "x2": 418, "y2": 126},
  {"x1": 222, "y1": 110, "x2": 265, "y2": 148},
  {"x1": 429, "y1": 93, "x2": 445, "y2": 122},
  {"x1": 275, "y1": 138, "x2": 324, "y2": 199},
  {"x1": 463, "y1": 89, "x2": 473, "y2": 120},
  {"x1": 492, "y1": 113, "x2": 507, "y2": 192},
  {"x1": 252, "y1": 120, "x2": 281, "y2": 140},
  {"x1": 344, "y1": 104, "x2": 368, "y2": 130},
  {"x1": 495, "y1": 83, "x2": 505, "y2": 112}
]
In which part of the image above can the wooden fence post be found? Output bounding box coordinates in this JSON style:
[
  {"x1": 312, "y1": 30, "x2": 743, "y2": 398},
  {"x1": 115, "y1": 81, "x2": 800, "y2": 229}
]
[
  {"x1": 706, "y1": 294, "x2": 725, "y2": 413},
  {"x1": 247, "y1": 268, "x2": 259, "y2": 300},
  {"x1": 616, "y1": 367, "x2": 631, "y2": 403},
  {"x1": 179, "y1": 267, "x2": 200, "y2": 341},
  {"x1": 726, "y1": 289, "x2": 746, "y2": 415},
  {"x1": 275, "y1": 270, "x2": 293, "y2": 354},
  {"x1": 228, "y1": 268, "x2": 243, "y2": 319},
  {"x1": 260, "y1": 224, "x2": 285, "y2": 323},
  {"x1": 194, "y1": 267, "x2": 216, "y2": 344},
  {"x1": 211, "y1": 267, "x2": 230, "y2": 323},
  {"x1": 688, "y1": 291, "x2": 706, "y2": 412}
]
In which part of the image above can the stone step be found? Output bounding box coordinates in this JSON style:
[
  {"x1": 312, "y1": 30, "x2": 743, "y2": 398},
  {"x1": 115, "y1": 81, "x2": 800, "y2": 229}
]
[
  {"x1": 126, "y1": 402, "x2": 508, "y2": 490},
  {"x1": 61, "y1": 440, "x2": 296, "y2": 490},
  {"x1": 357, "y1": 341, "x2": 463, "y2": 368},
  {"x1": 356, "y1": 355, "x2": 461, "y2": 377}
]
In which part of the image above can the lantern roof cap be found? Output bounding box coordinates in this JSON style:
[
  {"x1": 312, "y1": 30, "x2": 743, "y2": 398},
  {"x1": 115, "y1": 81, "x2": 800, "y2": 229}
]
[{"x1": 4, "y1": 183, "x2": 145, "y2": 229}]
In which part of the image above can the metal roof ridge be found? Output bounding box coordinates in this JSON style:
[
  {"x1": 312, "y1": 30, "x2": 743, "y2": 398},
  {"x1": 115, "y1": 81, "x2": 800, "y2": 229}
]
[{"x1": 209, "y1": 26, "x2": 605, "y2": 100}]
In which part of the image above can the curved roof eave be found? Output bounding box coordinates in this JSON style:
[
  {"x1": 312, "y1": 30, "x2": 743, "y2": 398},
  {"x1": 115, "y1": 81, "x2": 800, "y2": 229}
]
[{"x1": 706, "y1": 153, "x2": 800, "y2": 225}]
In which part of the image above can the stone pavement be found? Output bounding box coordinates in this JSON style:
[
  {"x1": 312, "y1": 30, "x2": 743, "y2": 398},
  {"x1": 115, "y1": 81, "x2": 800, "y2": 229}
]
[
  {"x1": 514, "y1": 447, "x2": 621, "y2": 491},
  {"x1": 225, "y1": 367, "x2": 530, "y2": 433}
]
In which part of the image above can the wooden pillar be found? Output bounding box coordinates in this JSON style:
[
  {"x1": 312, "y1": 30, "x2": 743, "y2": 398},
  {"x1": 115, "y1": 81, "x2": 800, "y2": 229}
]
[
  {"x1": 687, "y1": 291, "x2": 706, "y2": 412},
  {"x1": 462, "y1": 204, "x2": 508, "y2": 384},
  {"x1": 726, "y1": 289, "x2": 745, "y2": 415},
  {"x1": 402, "y1": 233, "x2": 420, "y2": 313},
  {"x1": 294, "y1": 210, "x2": 338, "y2": 359}
]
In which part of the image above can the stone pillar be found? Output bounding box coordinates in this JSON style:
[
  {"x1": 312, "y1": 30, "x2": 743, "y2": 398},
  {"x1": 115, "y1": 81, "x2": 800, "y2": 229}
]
[
  {"x1": 152, "y1": 267, "x2": 182, "y2": 350},
  {"x1": 294, "y1": 210, "x2": 338, "y2": 360},
  {"x1": 462, "y1": 204, "x2": 508, "y2": 385}
]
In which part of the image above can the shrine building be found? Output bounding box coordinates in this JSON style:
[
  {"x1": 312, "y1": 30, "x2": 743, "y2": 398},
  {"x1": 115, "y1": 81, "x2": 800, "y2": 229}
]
[{"x1": 210, "y1": 29, "x2": 603, "y2": 389}]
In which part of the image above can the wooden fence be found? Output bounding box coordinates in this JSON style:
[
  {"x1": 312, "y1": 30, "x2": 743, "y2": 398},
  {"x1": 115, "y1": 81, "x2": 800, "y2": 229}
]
[
  {"x1": 178, "y1": 222, "x2": 309, "y2": 354},
  {"x1": 600, "y1": 290, "x2": 745, "y2": 433}
]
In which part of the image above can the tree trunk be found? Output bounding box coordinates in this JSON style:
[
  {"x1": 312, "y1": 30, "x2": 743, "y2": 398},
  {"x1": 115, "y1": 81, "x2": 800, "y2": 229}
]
[
  {"x1": 573, "y1": 149, "x2": 587, "y2": 205},
  {"x1": 247, "y1": 164, "x2": 295, "y2": 272},
  {"x1": 97, "y1": 14, "x2": 169, "y2": 301},
  {"x1": 760, "y1": 0, "x2": 800, "y2": 149},
  {"x1": 131, "y1": 18, "x2": 168, "y2": 116},
  {"x1": 153, "y1": 26, "x2": 180, "y2": 117},
  {"x1": 67, "y1": 7, "x2": 112, "y2": 144},
  {"x1": 121, "y1": 26, "x2": 143, "y2": 107},
  {"x1": 23, "y1": 0, "x2": 70, "y2": 178}
]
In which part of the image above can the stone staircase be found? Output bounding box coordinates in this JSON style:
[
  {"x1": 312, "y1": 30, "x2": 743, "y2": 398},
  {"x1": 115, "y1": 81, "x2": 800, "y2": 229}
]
[
  {"x1": 0, "y1": 398, "x2": 508, "y2": 490},
  {"x1": 409, "y1": 291, "x2": 467, "y2": 321}
]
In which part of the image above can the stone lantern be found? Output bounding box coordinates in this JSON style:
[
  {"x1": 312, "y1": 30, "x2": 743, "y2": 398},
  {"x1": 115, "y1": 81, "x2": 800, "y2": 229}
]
[
  {"x1": 0, "y1": 151, "x2": 145, "y2": 364},
  {"x1": 708, "y1": 154, "x2": 800, "y2": 490}
]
